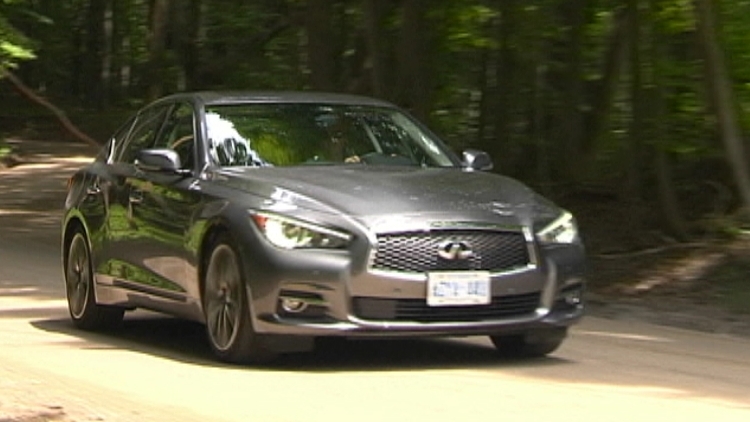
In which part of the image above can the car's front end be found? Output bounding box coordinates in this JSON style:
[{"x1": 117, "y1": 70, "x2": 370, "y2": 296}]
[{"x1": 213, "y1": 167, "x2": 585, "y2": 343}]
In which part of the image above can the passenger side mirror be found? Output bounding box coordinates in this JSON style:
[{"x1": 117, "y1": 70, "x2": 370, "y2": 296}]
[
  {"x1": 462, "y1": 149, "x2": 494, "y2": 171},
  {"x1": 135, "y1": 148, "x2": 184, "y2": 173}
]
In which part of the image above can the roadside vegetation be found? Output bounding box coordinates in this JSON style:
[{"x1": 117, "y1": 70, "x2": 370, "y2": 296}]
[{"x1": 1, "y1": 0, "x2": 749, "y2": 315}]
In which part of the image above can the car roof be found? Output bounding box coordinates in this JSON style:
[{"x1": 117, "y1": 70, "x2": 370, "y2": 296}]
[{"x1": 154, "y1": 91, "x2": 396, "y2": 108}]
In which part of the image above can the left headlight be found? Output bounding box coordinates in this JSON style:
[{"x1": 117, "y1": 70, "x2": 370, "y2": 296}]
[
  {"x1": 536, "y1": 211, "x2": 579, "y2": 244},
  {"x1": 251, "y1": 212, "x2": 352, "y2": 250}
]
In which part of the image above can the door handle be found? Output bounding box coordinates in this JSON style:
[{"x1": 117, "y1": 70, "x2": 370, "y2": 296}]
[{"x1": 129, "y1": 190, "x2": 143, "y2": 205}]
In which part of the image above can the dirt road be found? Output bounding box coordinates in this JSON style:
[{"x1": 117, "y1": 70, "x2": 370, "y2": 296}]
[{"x1": 1, "y1": 140, "x2": 749, "y2": 421}]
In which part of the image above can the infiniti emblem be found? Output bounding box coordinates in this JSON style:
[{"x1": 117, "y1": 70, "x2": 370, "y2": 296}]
[{"x1": 437, "y1": 241, "x2": 474, "y2": 260}]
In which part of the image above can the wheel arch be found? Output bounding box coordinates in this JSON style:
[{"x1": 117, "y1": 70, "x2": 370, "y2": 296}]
[{"x1": 61, "y1": 213, "x2": 90, "y2": 273}]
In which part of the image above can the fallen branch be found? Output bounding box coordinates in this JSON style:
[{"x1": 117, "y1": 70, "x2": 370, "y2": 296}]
[{"x1": 1, "y1": 68, "x2": 100, "y2": 149}]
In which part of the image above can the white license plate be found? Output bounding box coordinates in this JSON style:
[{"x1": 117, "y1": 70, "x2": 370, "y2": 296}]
[{"x1": 427, "y1": 271, "x2": 491, "y2": 307}]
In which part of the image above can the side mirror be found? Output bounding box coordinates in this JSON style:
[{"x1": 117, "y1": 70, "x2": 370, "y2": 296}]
[
  {"x1": 135, "y1": 148, "x2": 183, "y2": 173},
  {"x1": 462, "y1": 149, "x2": 494, "y2": 171}
]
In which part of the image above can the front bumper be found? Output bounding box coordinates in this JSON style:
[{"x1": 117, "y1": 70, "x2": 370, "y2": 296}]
[
  {"x1": 256, "y1": 300, "x2": 584, "y2": 338},
  {"x1": 240, "y1": 231, "x2": 586, "y2": 338}
]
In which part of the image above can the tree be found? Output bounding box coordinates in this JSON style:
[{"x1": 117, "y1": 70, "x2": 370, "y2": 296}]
[
  {"x1": 306, "y1": 0, "x2": 338, "y2": 91},
  {"x1": 395, "y1": 0, "x2": 431, "y2": 122},
  {"x1": 695, "y1": 0, "x2": 750, "y2": 209},
  {"x1": 147, "y1": 0, "x2": 171, "y2": 100}
]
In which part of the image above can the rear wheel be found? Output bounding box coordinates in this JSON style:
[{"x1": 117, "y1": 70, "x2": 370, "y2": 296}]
[
  {"x1": 490, "y1": 328, "x2": 567, "y2": 358},
  {"x1": 203, "y1": 234, "x2": 275, "y2": 364},
  {"x1": 64, "y1": 229, "x2": 124, "y2": 330}
]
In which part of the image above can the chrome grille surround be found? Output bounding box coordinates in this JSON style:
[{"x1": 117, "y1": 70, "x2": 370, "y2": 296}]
[{"x1": 369, "y1": 226, "x2": 536, "y2": 276}]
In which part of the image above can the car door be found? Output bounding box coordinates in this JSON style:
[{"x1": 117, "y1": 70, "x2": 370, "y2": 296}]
[
  {"x1": 101, "y1": 103, "x2": 173, "y2": 297},
  {"x1": 78, "y1": 116, "x2": 136, "y2": 287},
  {"x1": 123, "y1": 102, "x2": 204, "y2": 304}
]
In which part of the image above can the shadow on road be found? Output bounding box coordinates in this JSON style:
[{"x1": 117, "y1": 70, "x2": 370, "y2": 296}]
[
  {"x1": 31, "y1": 314, "x2": 571, "y2": 372},
  {"x1": 0, "y1": 160, "x2": 79, "y2": 236}
]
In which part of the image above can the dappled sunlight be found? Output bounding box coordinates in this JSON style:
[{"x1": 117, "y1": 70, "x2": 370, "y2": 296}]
[
  {"x1": 0, "y1": 211, "x2": 63, "y2": 237},
  {"x1": 592, "y1": 243, "x2": 740, "y2": 299},
  {"x1": 576, "y1": 329, "x2": 675, "y2": 343},
  {"x1": 0, "y1": 286, "x2": 42, "y2": 295},
  {"x1": 0, "y1": 209, "x2": 37, "y2": 216},
  {"x1": 55, "y1": 155, "x2": 94, "y2": 164},
  {"x1": 0, "y1": 148, "x2": 81, "y2": 236},
  {"x1": 630, "y1": 252, "x2": 726, "y2": 294},
  {"x1": 0, "y1": 297, "x2": 67, "y2": 319}
]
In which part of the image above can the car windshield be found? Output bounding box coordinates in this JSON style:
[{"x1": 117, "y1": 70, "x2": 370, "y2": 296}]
[{"x1": 203, "y1": 103, "x2": 458, "y2": 168}]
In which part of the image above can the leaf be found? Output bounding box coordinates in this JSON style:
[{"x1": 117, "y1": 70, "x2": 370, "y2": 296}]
[{"x1": 0, "y1": 40, "x2": 34, "y2": 60}]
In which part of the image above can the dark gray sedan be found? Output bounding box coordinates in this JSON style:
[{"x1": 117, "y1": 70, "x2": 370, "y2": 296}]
[{"x1": 62, "y1": 91, "x2": 585, "y2": 363}]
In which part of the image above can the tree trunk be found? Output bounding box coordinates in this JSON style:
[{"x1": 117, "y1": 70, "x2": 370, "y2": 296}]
[
  {"x1": 83, "y1": 0, "x2": 106, "y2": 106},
  {"x1": 583, "y1": 8, "x2": 629, "y2": 154},
  {"x1": 363, "y1": 0, "x2": 387, "y2": 98},
  {"x1": 306, "y1": 0, "x2": 338, "y2": 91},
  {"x1": 101, "y1": 0, "x2": 113, "y2": 106},
  {"x1": 552, "y1": 0, "x2": 590, "y2": 185},
  {"x1": 396, "y1": 0, "x2": 430, "y2": 122},
  {"x1": 109, "y1": 0, "x2": 124, "y2": 102},
  {"x1": 694, "y1": 0, "x2": 750, "y2": 208},
  {"x1": 148, "y1": 0, "x2": 171, "y2": 100},
  {"x1": 476, "y1": 46, "x2": 491, "y2": 149},
  {"x1": 534, "y1": 63, "x2": 550, "y2": 193},
  {"x1": 649, "y1": 0, "x2": 688, "y2": 239},
  {"x1": 183, "y1": 0, "x2": 203, "y2": 90},
  {"x1": 625, "y1": 0, "x2": 643, "y2": 202},
  {"x1": 655, "y1": 145, "x2": 688, "y2": 239},
  {"x1": 490, "y1": 0, "x2": 517, "y2": 173}
]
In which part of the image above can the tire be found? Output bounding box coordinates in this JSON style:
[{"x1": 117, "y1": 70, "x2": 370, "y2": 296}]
[
  {"x1": 64, "y1": 229, "x2": 124, "y2": 330},
  {"x1": 202, "y1": 234, "x2": 276, "y2": 364},
  {"x1": 490, "y1": 328, "x2": 568, "y2": 358}
]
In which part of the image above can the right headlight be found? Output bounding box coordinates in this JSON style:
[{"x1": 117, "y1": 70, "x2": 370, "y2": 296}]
[
  {"x1": 536, "y1": 211, "x2": 579, "y2": 244},
  {"x1": 250, "y1": 212, "x2": 352, "y2": 250}
]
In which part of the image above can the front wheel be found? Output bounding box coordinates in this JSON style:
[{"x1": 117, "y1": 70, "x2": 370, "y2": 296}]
[
  {"x1": 490, "y1": 328, "x2": 568, "y2": 358},
  {"x1": 203, "y1": 235, "x2": 275, "y2": 364},
  {"x1": 64, "y1": 230, "x2": 124, "y2": 330}
]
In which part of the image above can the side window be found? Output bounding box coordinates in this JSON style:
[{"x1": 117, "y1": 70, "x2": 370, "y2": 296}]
[
  {"x1": 97, "y1": 115, "x2": 135, "y2": 163},
  {"x1": 153, "y1": 102, "x2": 195, "y2": 170},
  {"x1": 118, "y1": 105, "x2": 170, "y2": 164}
]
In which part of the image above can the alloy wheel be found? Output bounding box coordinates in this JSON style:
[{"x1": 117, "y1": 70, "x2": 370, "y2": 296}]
[
  {"x1": 66, "y1": 233, "x2": 91, "y2": 319},
  {"x1": 204, "y1": 244, "x2": 244, "y2": 351}
]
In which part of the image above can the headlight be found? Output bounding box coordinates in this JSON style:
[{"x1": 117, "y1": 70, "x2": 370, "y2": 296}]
[
  {"x1": 536, "y1": 211, "x2": 579, "y2": 244},
  {"x1": 251, "y1": 213, "x2": 352, "y2": 249}
]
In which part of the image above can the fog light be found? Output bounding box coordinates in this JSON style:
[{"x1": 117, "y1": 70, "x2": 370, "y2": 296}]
[
  {"x1": 562, "y1": 288, "x2": 583, "y2": 306},
  {"x1": 280, "y1": 297, "x2": 308, "y2": 313}
]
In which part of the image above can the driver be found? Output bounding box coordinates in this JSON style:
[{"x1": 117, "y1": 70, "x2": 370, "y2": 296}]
[{"x1": 325, "y1": 115, "x2": 367, "y2": 163}]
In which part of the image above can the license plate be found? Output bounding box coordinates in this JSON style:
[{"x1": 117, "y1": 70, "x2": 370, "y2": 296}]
[{"x1": 427, "y1": 271, "x2": 491, "y2": 307}]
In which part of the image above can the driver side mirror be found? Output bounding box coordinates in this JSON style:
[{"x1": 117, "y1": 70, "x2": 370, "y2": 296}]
[
  {"x1": 462, "y1": 149, "x2": 494, "y2": 171},
  {"x1": 135, "y1": 148, "x2": 184, "y2": 173}
]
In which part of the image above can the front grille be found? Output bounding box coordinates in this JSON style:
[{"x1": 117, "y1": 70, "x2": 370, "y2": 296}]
[
  {"x1": 353, "y1": 293, "x2": 540, "y2": 322},
  {"x1": 372, "y1": 230, "x2": 530, "y2": 273}
]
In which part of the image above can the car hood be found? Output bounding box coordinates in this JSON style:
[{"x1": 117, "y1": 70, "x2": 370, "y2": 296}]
[{"x1": 214, "y1": 166, "x2": 560, "y2": 228}]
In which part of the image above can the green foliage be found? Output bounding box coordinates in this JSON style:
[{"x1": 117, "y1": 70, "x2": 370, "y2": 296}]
[
  {"x1": 719, "y1": 0, "x2": 750, "y2": 130},
  {"x1": 2, "y1": 0, "x2": 750, "y2": 222},
  {"x1": 437, "y1": 2, "x2": 496, "y2": 50},
  {"x1": 0, "y1": 138, "x2": 10, "y2": 158},
  {"x1": 0, "y1": 0, "x2": 35, "y2": 69}
]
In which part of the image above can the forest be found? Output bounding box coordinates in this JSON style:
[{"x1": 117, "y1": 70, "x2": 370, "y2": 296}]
[{"x1": 2, "y1": 0, "x2": 750, "y2": 255}]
